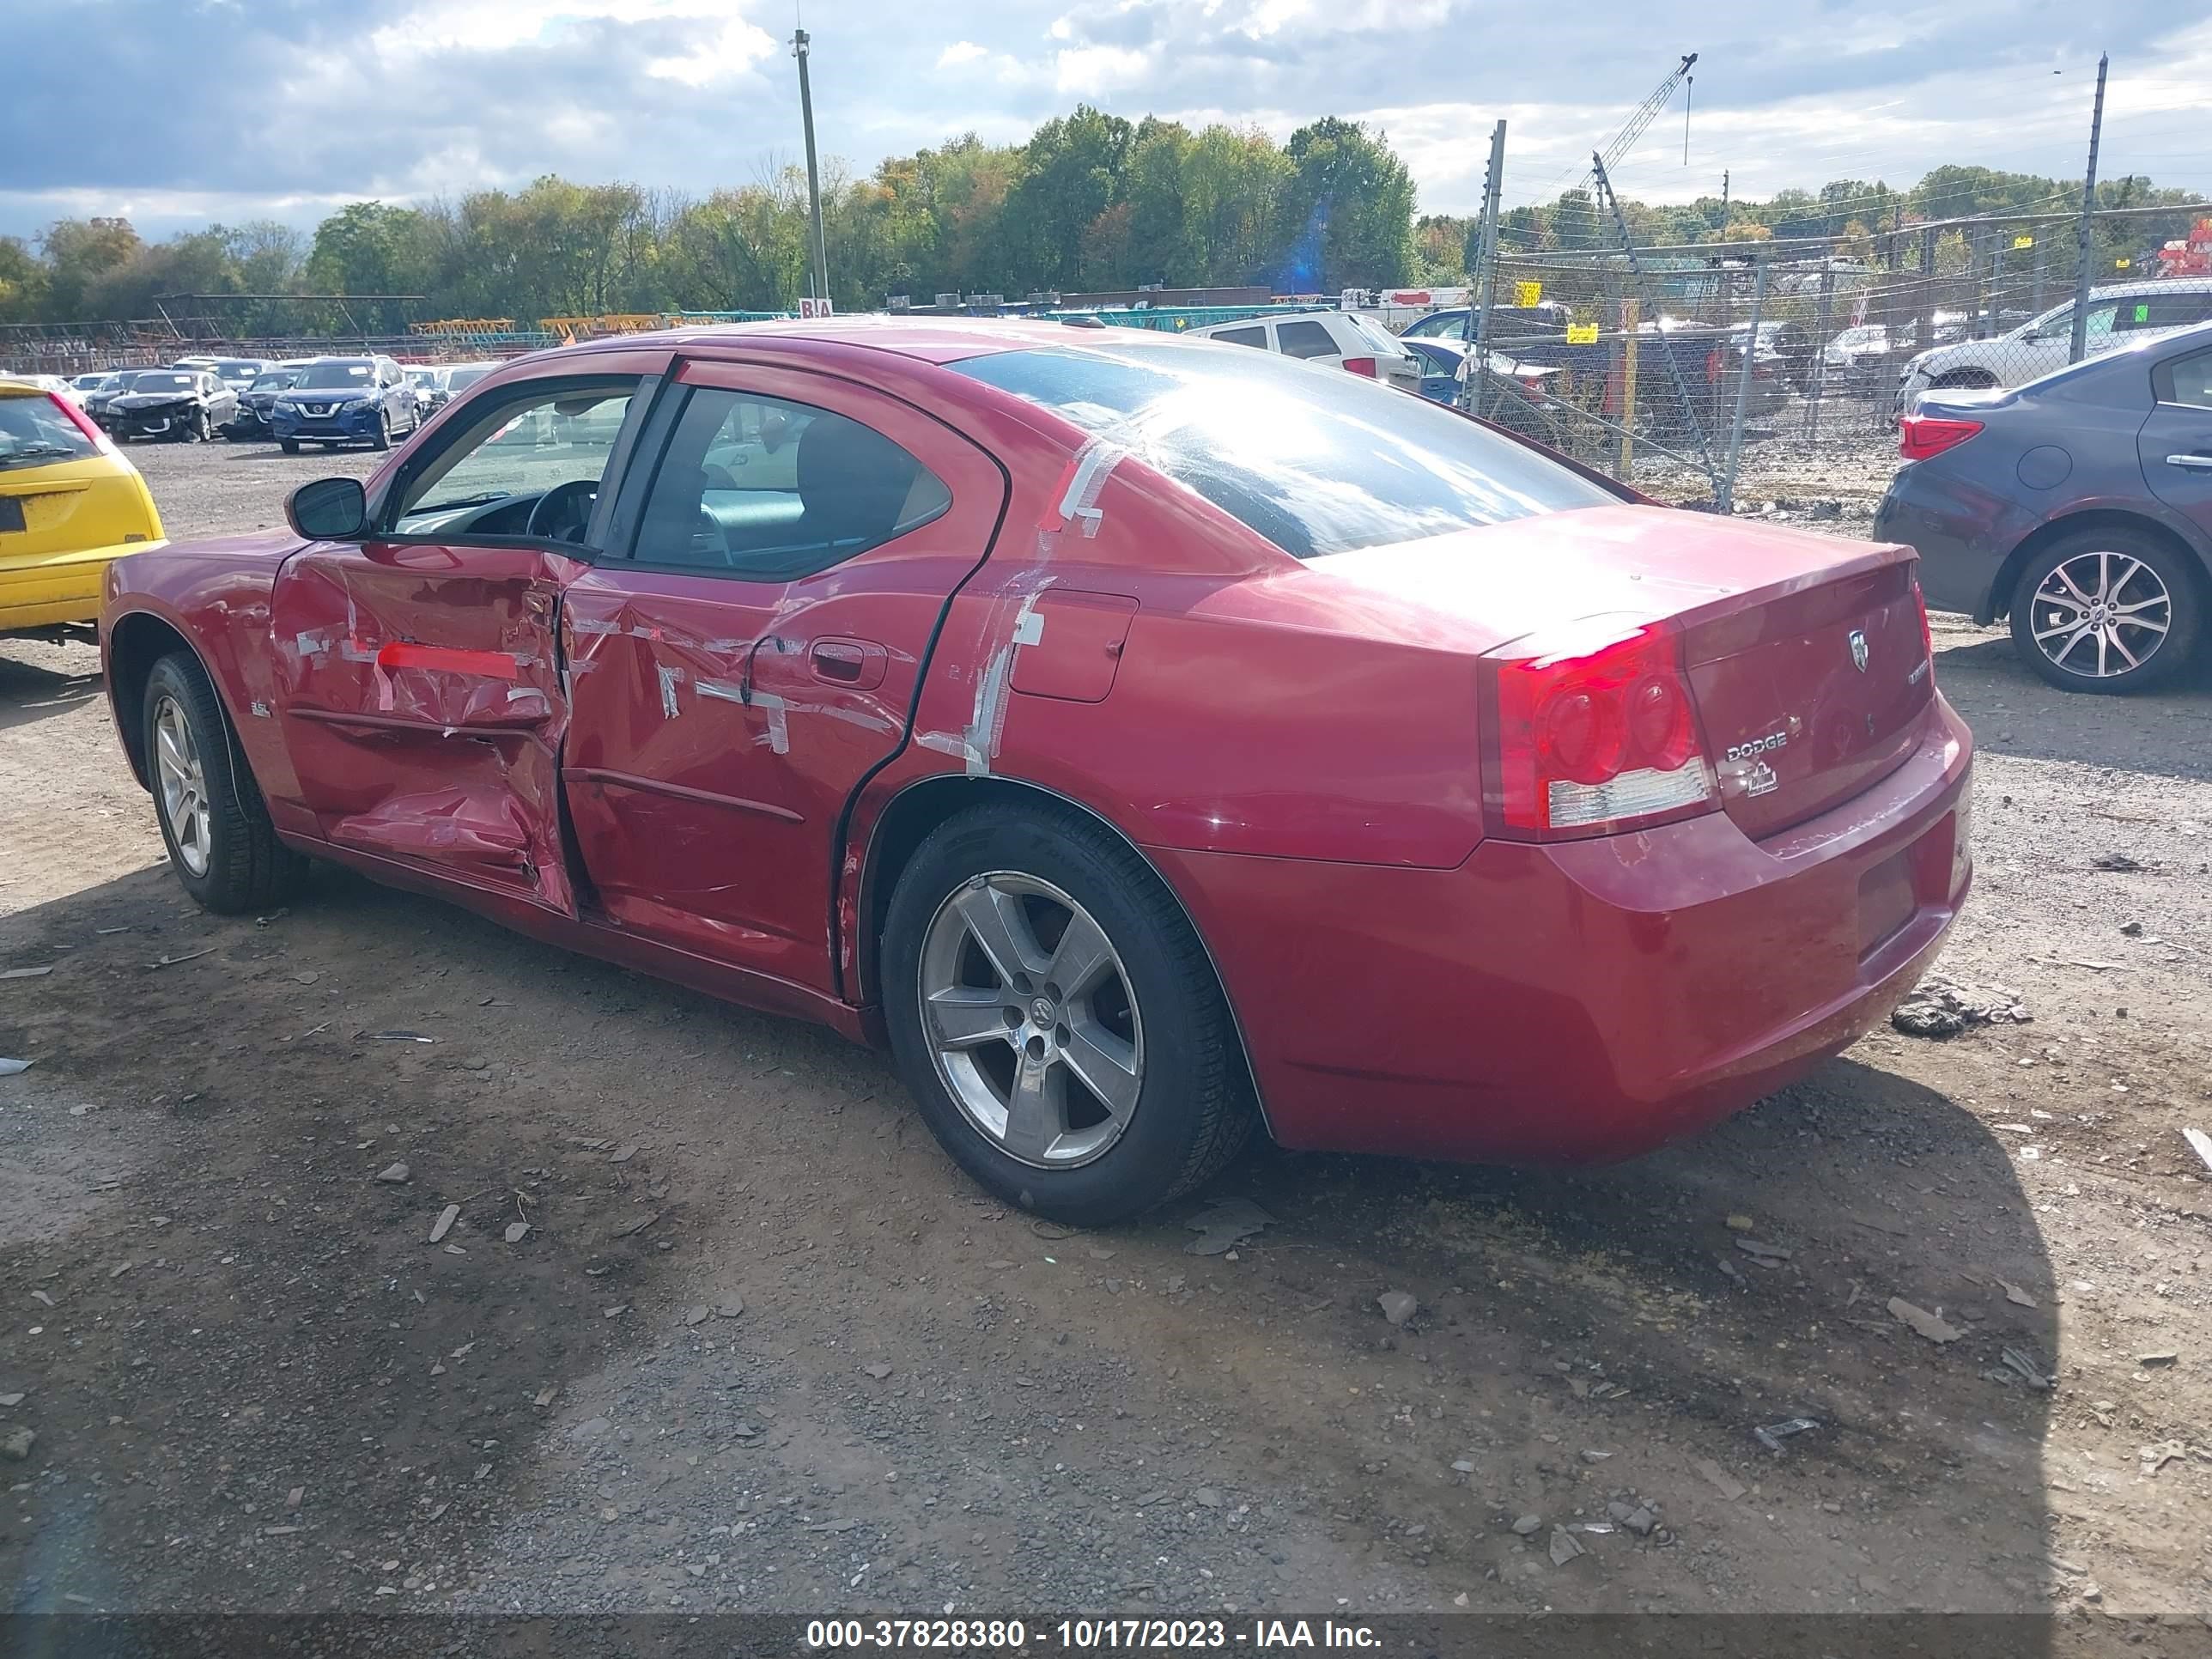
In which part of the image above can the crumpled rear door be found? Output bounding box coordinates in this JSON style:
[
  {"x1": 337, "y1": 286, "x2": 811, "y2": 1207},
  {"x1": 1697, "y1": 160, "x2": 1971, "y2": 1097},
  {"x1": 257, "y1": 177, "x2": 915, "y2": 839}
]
[{"x1": 269, "y1": 538, "x2": 585, "y2": 914}]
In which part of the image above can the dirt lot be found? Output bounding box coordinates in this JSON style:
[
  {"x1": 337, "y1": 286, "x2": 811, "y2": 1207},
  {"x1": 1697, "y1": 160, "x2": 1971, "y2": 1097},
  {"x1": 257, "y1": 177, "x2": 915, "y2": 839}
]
[{"x1": 2, "y1": 437, "x2": 2210, "y2": 1636}]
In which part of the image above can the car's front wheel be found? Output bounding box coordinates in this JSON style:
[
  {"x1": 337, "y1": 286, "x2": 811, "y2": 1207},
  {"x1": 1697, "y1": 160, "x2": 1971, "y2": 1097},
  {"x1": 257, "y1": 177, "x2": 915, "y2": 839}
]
[
  {"x1": 371, "y1": 408, "x2": 392, "y2": 451},
  {"x1": 881, "y1": 804, "x2": 1255, "y2": 1225},
  {"x1": 143, "y1": 653, "x2": 308, "y2": 914},
  {"x1": 2009, "y1": 526, "x2": 2203, "y2": 693}
]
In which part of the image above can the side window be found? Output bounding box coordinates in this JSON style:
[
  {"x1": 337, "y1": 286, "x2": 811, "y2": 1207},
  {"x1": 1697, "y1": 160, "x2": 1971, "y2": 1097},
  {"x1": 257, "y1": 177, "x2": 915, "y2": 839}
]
[
  {"x1": 1212, "y1": 325, "x2": 1267, "y2": 349},
  {"x1": 2081, "y1": 303, "x2": 2119, "y2": 346},
  {"x1": 629, "y1": 386, "x2": 951, "y2": 579},
  {"x1": 1275, "y1": 320, "x2": 1339, "y2": 361},
  {"x1": 2164, "y1": 349, "x2": 2212, "y2": 410},
  {"x1": 2129, "y1": 292, "x2": 2212, "y2": 331},
  {"x1": 387, "y1": 378, "x2": 639, "y2": 544}
]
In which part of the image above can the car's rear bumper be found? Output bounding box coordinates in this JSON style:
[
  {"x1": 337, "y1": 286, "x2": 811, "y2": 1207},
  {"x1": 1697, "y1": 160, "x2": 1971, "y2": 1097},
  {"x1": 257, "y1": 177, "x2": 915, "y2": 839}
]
[
  {"x1": 1, "y1": 538, "x2": 167, "y2": 632},
  {"x1": 1873, "y1": 465, "x2": 2038, "y2": 623},
  {"x1": 1149, "y1": 695, "x2": 1972, "y2": 1165}
]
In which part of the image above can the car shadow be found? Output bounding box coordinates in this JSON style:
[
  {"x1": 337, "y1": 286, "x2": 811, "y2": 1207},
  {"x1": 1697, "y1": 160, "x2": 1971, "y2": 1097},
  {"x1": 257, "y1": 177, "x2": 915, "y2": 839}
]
[
  {"x1": 0, "y1": 645, "x2": 103, "y2": 734},
  {"x1": 1195, "y1": 1054, "x2": 2060, "y2": 1622},
  {"x1": 1932, "y1": 626, "x2": 2212, "y2": 781}
]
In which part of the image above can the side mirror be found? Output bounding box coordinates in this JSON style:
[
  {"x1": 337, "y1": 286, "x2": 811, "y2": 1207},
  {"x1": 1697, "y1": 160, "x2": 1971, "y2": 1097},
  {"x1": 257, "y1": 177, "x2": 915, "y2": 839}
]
[{"x1": 287, "y1": 477, "x2": 368, "y2": 542}]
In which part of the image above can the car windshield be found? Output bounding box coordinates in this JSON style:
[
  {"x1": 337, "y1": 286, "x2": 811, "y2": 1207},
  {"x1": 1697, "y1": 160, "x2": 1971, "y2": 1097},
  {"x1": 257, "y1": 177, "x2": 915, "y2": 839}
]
[
  {"x1": 445, "y1": 366, "x2": 494, "y2": 391},
  {"x1": 249, "y1": 370, "x2": 300, "y2": 392},
  {"x1": 0, "y1": 392, "x2": 97, "y2": 469},
  {"x1": 296, "y1": 362, "x2": 375, "y2": 389},
  {"x1": 129, "y1": 373, "x2": 197, "y2": 392},
  {"x1": 950, "y1": 343, "x2": 1620, "y2": 558}
]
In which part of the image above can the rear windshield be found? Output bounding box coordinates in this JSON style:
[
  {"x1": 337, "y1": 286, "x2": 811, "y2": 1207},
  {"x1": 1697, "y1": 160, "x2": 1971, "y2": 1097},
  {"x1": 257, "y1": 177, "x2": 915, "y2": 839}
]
[
  {"x1": 446, "y1": 366, "x2": 494, "y2": 390},
  {"x1": 0, "y1": 393, "x2": 97, "y2": 470},
  {"x1": 950, "y1": 343, "x2": 1619, "y2": 557},
  {"x1": 297, "y1": 361, "x2": 374, "y2": 388}
]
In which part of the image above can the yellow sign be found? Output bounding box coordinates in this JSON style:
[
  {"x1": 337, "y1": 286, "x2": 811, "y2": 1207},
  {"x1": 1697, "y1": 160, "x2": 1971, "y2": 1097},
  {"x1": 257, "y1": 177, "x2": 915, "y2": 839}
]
[
  {"x1": 2012, "y1": 234, "x2": 2033, "y2": 249},
  {"x1": 2115, "y1": 257, "x2": 2132, "y2": 269},
  {"x1": 1513, "y1": 281, "x2": 1542, "y2": 307},
  {"x1": 1565, "y1": 323, "x2": 1600, "y2": 344}
]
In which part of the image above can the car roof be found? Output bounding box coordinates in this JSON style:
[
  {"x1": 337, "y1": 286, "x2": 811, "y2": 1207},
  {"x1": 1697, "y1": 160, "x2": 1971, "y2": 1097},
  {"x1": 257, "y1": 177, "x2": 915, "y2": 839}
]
[
  {"x1": 2091, "y1": 276, "x2": 2212, "y2": 299},
  {"x1": 548, "y1": 316, "x2": 1202, "y2": 366}
]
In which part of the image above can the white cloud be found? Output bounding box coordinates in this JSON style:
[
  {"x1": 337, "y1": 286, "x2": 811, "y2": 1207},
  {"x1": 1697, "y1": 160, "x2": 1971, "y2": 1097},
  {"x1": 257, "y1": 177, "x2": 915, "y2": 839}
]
[
  {"x1": 1054, "y1": 44, "x2": 1152, "y2": 97},
  {"x1": 937, "y1": 40, "x2": 989, "y2": 67}
]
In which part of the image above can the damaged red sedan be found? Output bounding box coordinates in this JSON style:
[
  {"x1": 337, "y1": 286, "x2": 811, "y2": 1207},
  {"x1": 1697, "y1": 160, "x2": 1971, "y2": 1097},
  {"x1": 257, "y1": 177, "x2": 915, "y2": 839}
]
[{"x1": 100, "y1": 321, "x2": 1972, "y2": 1223}]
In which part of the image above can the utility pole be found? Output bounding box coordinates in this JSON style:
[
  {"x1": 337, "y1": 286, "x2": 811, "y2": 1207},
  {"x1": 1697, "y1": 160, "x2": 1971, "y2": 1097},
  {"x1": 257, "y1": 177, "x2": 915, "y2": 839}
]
[
  {"x1": 1717, "y1": 253, "x2": 1766, "y2": 517},
  {"x1": 1595, "y1": 151, "x2": 1714, "y2": 483},
  {"x1": 2069, "y1": 52, "x2": 2108, "y2": 364},
  {"x1": 792, "y1": 27, "x2": 832, "y2": 308},
  {"x1": 1721, "y1": 170, "x2": 1729, "y2": 213},
  {"x1": 1461, "y1": 120, "x2": 1506, "y2": 417}
]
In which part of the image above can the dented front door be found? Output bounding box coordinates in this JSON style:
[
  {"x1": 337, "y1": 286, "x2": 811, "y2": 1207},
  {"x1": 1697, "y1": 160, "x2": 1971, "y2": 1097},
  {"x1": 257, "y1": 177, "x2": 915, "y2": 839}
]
[{"x1": 268, "y1": 538, "x2": 584, "y2": 914}]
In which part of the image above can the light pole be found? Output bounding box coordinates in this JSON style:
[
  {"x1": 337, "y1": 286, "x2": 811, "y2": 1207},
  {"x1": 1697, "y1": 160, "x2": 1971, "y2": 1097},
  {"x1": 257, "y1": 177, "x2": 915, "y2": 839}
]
[{"x1": 792, "y1": 27, "x2": 831, "y2": 309}]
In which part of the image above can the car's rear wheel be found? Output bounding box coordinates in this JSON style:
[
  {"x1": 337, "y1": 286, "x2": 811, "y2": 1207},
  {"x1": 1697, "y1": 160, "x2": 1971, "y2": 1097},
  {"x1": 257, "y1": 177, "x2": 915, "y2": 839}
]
[
  {"x1": 2009, "y1": 527, "x2": 2202, "y2": 693},
  {"x1": 882, "y1": 805, "x2": 1255, "y2": 1225},
  {"x1": 143, "y1": 653, "x2": 308, "y2": 914}
]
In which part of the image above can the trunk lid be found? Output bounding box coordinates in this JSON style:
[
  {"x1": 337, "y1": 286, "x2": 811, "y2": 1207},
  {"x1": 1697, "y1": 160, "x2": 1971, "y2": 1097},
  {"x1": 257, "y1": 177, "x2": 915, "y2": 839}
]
[{"x1": 1308, "y1": 503, "x2": 1935, "y2": 839}]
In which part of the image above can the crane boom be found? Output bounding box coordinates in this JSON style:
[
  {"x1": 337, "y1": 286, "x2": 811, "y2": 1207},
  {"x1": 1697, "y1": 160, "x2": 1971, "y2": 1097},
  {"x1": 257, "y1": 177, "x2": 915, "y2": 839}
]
[{"x1": 1596, "y1": 52, "x2": 1697, "y2": 175}]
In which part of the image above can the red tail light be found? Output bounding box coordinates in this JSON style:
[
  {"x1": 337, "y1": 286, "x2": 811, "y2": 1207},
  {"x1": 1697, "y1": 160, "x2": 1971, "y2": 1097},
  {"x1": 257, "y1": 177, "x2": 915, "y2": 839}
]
[
  {"x1": 46, "y1": 390, "x2": 110, "y2": 448},
  {"x1": 1899, "y1": 414, "x2": 1983, "y2": 462},
  {"x1": 1340, "y1": 356, "x2": 1378, "y2": 378},
  {"x1": 1488, "y1": 623, "x2": 1717, "y2": 841}
]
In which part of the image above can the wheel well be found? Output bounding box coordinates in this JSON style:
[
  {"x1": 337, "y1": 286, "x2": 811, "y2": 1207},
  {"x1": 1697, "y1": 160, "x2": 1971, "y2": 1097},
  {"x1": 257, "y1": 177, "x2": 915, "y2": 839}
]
[
  {"x1": 1987, "y1": 510, "x2": 2210, "y2": 624},
  {"x1": 849, "y1": 774, "x2": 1272, "y2": 1137},
  {"x1": 104, "y1": 611, "x2": 197, "y2": 789}
]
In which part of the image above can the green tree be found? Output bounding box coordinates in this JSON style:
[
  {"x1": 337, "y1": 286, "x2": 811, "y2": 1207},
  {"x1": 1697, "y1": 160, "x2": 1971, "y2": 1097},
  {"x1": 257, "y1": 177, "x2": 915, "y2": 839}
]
[
  {"x1": 40, "y1": 217, "x2": 143, "y2": 318},
  {"x1": 0, "y1": 236, "x2": 46, "y2": 323},
  {"x1": 1123, "y1": 118, "x2": 1193, "y2": 284},
  {"x1": 1275, "y1": 118, "x2": 1414, "y2": 290},
  {"x1": 1006, "y1": 106, "x2": 1133, "y2": 290}
]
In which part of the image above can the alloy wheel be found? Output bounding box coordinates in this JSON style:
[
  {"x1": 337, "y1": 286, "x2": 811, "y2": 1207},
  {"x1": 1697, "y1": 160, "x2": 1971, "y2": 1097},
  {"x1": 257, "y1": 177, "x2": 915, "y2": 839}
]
[
  {"x1": 2027, "y1": 550, "x2": 2172, "y2": 679},
  {"x1": 153, "y1": 695, "x2": 213, "y2": 877},
  {"x1": 916, "y1": 872, "x2": 1144, "y2": 1169}
]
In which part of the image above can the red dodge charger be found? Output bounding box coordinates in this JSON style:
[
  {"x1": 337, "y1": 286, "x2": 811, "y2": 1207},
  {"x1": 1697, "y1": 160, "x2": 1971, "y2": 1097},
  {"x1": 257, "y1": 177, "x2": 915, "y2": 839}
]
[{"x1": 100, "y1": 320, "x2": 1972, "y2": 1223}]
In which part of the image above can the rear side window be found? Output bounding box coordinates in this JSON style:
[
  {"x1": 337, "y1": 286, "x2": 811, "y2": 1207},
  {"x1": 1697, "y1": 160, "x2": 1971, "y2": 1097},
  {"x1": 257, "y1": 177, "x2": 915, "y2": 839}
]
[
  {"x1": 2121, "y1": 292, "x2": 2212, "y2": 331},
  {"x1": 1275, "y1": 320, "x2": 1338, "y2": 360},
  {"x1": 1211, "y1": 325, "x2": 1267, "y2": 349},
  {"x1": 950, "y1": 343, "x2": 1620, "y2": 559},
  {"x1": 2163, "y1": 349, "x2": 2212, "y2": 410},
  {"x1": 627, "y1": 386, "x2": 951, "y2": 579}
]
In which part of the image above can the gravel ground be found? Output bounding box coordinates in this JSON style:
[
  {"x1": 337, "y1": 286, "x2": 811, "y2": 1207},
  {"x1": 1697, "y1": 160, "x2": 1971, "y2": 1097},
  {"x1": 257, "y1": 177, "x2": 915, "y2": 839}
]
[{"x1": 1, "y1": 436, "x2": 2209, "y2": 1634}]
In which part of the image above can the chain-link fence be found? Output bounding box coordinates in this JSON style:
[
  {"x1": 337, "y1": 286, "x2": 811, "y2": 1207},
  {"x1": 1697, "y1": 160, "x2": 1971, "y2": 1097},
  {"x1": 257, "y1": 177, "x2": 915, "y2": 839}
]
[{"x1": 1447, "y1": 203, "x2": 2212, "y2": 508}]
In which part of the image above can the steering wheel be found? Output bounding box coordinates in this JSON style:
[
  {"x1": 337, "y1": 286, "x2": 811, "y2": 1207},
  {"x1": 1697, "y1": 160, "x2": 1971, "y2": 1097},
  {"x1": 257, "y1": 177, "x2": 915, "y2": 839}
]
[{"x1": 526, "y1": 478, "x2": 598, "y2": 544}]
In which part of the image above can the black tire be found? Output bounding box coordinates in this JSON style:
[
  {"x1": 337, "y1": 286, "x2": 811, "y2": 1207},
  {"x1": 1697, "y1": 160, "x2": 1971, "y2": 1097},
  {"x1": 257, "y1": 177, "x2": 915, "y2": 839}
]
[
  {"x1": 278, "y1": 438, "x2": 299, "y2": 454},
  {"x1": 188, "y1": 409, "x2": 211, "y2": 442},
  {"x1": 142, "y1": 653, "x2": 309, "y2": 915},
  {"x1": 371, "y1": 408, "x2": 392, "y2": 451},
  {"x1": 881, "y1": 804, "x2": 1256, "y2": 1225},
  {"x1": 2008, "y1": 526, "x2": 2203, "y2": 694}
]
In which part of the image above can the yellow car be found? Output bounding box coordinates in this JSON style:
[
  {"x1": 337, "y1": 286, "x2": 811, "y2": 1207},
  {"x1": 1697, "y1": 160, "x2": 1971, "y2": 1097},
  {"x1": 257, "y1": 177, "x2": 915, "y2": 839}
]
[{"x1": 1, "y1": 379, "x2": 165, "y2": 636}]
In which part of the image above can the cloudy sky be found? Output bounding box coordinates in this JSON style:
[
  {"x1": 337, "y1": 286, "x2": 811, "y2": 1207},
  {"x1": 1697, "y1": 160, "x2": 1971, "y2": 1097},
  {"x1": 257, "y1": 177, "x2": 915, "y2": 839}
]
[{"x1": 3, "y1": 0, "x2": 2205, "y2": 244}]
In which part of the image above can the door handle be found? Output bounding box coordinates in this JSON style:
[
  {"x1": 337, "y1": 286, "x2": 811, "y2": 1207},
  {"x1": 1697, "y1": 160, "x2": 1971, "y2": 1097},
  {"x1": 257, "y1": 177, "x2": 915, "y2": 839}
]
[
  {"x1": 810, "y1": 637, "x2": 886, "y2": 690},
  {"x1": 2165, "y1": 453, "x2": 2212, "y2": 470}
]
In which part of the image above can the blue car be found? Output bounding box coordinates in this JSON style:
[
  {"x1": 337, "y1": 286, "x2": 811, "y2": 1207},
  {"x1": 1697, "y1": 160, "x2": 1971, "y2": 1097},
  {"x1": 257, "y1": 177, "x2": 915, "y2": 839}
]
[
  {"x1": 270, "y1": 355, "x2": 422, "y2": 453},
  {"x1": 1401, "y1": 338, "x2": 1467, "y2": 404}
]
